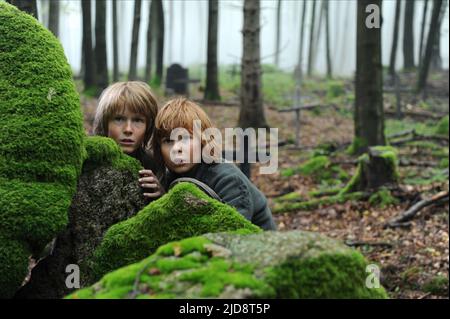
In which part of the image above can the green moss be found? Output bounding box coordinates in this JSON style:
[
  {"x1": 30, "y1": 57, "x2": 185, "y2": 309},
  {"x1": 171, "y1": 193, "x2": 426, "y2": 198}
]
[
  {"x1": 346, "y1": 137, "x2": 368, "y2": 155},
  {"x1": 422, "y1": 275, "x2": 448, "y2": 295},
  {"x1": 0, "y1": 2, "x2": 85, "y2": 297},
  {"x1": 368, "y1": 187, "x2": 399, "y2": 208},
  {"x1": 68, "y1": 231, "x2": 388, "y2": 299},
  {"x1": 91, "y1": 183, "x2": 261, "y2": 281},
  {"x1": 273, "y1": 192, "x2": 366, "y2": 213},
  {"x1": 439, "y1": 158, "x2": 449, "y2": 169},
  {"x1": 326, "y1": 81, "x2": 345, "y2": 99},
  {"x1": 435, "y1": 116, "x2": 449, "y2": 136},
  {"x1": 83, "y1": 136, "x2": 142, "y2": 173},
  {"x1": 274, "y1": 192, "x2": 304, "y2": 203}
]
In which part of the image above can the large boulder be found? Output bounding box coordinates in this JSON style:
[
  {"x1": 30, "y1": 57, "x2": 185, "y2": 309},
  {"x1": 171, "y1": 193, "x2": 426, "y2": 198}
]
[
  {"x1": 0, "y1": 2, "x2": 85, "y2": 297},
  {"x1": 91, "y1": 182, "x2": 261, "y2": 281},
  {"x1": 14, "y1": 137, "x2": 146, "y2": 299},
  {"x1": 67, "y1": 231, "x2": 388, "y2": 299}
]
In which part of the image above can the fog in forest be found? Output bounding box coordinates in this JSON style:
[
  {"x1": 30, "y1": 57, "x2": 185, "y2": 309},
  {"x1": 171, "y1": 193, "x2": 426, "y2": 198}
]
[{"x1": 36, "y1": 0, "x2": 449, "y2": 77}]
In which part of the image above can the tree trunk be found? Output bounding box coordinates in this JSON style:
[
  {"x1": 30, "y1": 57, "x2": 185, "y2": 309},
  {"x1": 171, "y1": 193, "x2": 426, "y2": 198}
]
[
  {"x1": 95, "y1": 0, "x2": 109, "y2": 93},
  {"x1": 417, "y1": 0, "x2": 444, "y2": 93},
  {"x1": 145, "y1": 0, "x2": 153, "y2": 83},
  {"x1": 6, "y1": 0, "x2": 38, "y2": 17},
  {"x1": 403, "y1": 0, "x2": 415, "y2": 69},
  {"x1": 48, "y1": 0, "x2": 59, "y2": 38},
  {"x1": 239, "y1": 0, "x2": 268, "y2": 129},
  {"x1": 307, "y1": 0, "x2": 316, "y2": 77},
  {"x1": 168, "y1": 1, "x2": 174, "y2": 64},
  {"x1": 354, "y1": 0, "x2": 386, "y2": 154},
  {"x1": 389, "y1": 0, "x2": 402, "y2": 78},
  {"x1": 274, "y1": 0, "x2": 282, "y2": 67},
  {"x1": 112, "y1": 0, "x2": 119, "y2": 82},
  {"x1": 430, "y1": 0, "x2": 446, "y2": 71},
  {"x1": 129, "y1": 0, "x2": 142, "y2": 81},
  {"x1": 205, "y1": 0, "x2": 221, "y2": 101},
  {"x1": 325, "y1": 0, "x2": 332, "y2": 79},
  {"x1": 296, "y1": 0, "x2": 307, "y2": 83},
  {"x1": 313, "y1": 0, "x2": 325, "y2": 67},
  {"x1": 155, "y1": 0, "x2": 165, "y2": 85},
  {"x1": 81, "y1": 0, "x2": 96, "y2": 90},
  {"x1": 419, "y1": 0, "x2": 429, "y2": 63}
]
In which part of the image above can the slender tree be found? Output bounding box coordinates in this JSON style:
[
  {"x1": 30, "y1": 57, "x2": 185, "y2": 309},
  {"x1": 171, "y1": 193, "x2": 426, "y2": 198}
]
[
  {"x1": 417, "y1": 0, "x2": 444, "y2": 93},
  {"x1": 430, "y1": 0, "x2": 447, "y2": 70},
  {"x1": 403, "y1": 0, "x2": 416, "y2": 69},
  {"x1": 95, "y1": 0, "x2": 109, "y2": 92},
  {"x1": 239, "y1": 0, "x2": 268, "y2": 129},
  {"x1": 419, "y1": 0, "x2": 429, "y2": 63},
  {"x1": 389, "y1": 0, "x2": 402, "y2": 78},
  {"x1": 6, "y1": 0, "x2": 38, "y2": 17},
  {"x1": 296, "y1": 0, "x2": 307, "y2": 83},
  {"x1": 112, "y1": 0, "x2": 119, "y2": 82},
  {"x1": 129, "y1": 0, "x2": 142, "y2": 80},
  {"x1": 274, "y1": 0, "x2": 282, "y2": 67},
  {"x1": 354, "y1": 0, "x2": 385, "y2": 154},
  {"x1": 81, "y1": 0, "x2": 96, "y2": 90},
  {"x1": 205, "y1": 0, "x2": 220, "y2": 100},
  {"x1": 48, "y1": 0, "x2": 59, "y2": 38},
  {"x1": 145, "y1": 0, "x2": 153, "y2": 83},
  {"x1": 154, "y1": 0, "x2": 165, "y2": 84},
  {"x1": 325, "y1": 0, "x2": 332, "y2": 78},
  {"x1": 307, "y1": 0, "x2": 316, "y2": 76}
]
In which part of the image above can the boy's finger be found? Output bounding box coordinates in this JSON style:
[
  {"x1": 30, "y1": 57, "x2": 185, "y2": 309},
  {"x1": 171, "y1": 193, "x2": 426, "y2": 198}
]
[
  {"x1": 141, "y1": 183, "x2": 158, "y2": 189},
  {"x1": 144, "y1": 192, "x2": 161, "y2": 198},
  {"x1": 139, "y1": 177, "x2": 155, "y2": 183}
]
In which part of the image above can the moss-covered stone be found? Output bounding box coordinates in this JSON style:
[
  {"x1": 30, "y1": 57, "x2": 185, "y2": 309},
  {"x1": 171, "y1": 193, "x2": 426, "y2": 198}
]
[
  {"x1": 0, "y1": 2, "x2": 85, "y2": 297},
  {"x1": 91, "y1": 182, "x2": 261, "y2": 281},
  {"x1": 67, "y1": 231, "x2": 388, "y2": 299}
]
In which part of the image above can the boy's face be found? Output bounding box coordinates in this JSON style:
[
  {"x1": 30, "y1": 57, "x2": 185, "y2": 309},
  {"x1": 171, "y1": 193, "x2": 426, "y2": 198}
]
[
  {"x1": 160, "y1": 132, "x2": 200, "y2": 174},
  {"x1": 107, "y1": 108, "x2": 147, "y2": 154}
]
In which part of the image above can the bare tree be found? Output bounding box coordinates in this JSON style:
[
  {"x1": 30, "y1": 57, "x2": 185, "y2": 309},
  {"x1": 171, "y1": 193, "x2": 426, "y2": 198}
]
[
  {"x1": 95, "y1": 0, "x2": 109, "y2": 92},
  {"x1": 354, "y1": 0, "x2": 386, "y2": 154},
  {"x1": 419, "y1": 0, "x2": 429, "y2": 63},
  {"x1": 417, "y1": 0, "x2": 444, "y2": 93},
  {"x1": 129, "y1": 0, "x2": 142, "y2": 81},
  {"x1": 296, "y1": 0, "x2": 307, "y2": 83},
  {"x1": 112, "y1": 0, "x2": 119, "y2": 82},
  {"x1": 48, "y1": 0, "x2": 59, "y2": 38},
  {"x1": 325, "y1": 0, "x2": 332, "y2": 78},
  {"x1": 389, "y1": 0, "x2": 402, "y2": 78},
  {"x1": 430, "y1": 0, "x2": 447, "y2": 70},
  {"x1": 81, "y1": 0, "x2": 96, "y2": 90},
  {"x1": 154, "y1": 0, "x2": 165, "y2": 85},
  {"x1": 274, "y1": 0, "x2": 282, "y2": 67},
  {"x1": 205, "y1": 0, "x2": 221, "y2": 101},
  {"x1": 6, "y1": 0, "x2": 38, "y2": 17},
  {"x1": 307, "y1": 0, "x2": 316, "y2": 76},
  {"x1": 403, "y1": 0, "x2": 416, "y2": 69},
  {"x1": 239, "y1": 0, "x2": 268, "y2": 129},
  {"x1": 145, "y1": 0, "x2": 164, "y2": 85}
]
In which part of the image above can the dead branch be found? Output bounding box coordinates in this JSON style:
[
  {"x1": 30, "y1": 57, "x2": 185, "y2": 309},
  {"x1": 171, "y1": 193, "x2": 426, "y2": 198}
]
[
  {"x1": 390, "y1": 131, "x2": 449, "y2": 146},
  {"x1": 385, "y1": 191, "x2": 449, "y2": 228},
  {"x1": 385, "y1": 109, "x2": 446, "y2": 121},
  {"x1": 344, "y1": 240, "x2": 393, "y2": 248}
]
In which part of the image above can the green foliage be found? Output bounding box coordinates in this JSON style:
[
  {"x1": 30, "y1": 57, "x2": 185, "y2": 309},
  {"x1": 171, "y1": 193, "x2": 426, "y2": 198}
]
[
  {"x1": 435, "y1": 116, "x2": 449, "y2": 136},
  {"x1": 422, "y1": 275, "x2": 449, "y2": 295},
  {"x1": 91, "y1": 182, "x2": 261, "y2": 281},
  {"x1": 326, "y1": 81, "x2": 346, "y2": 99},
  {"x1": 439, "y1": 158, "x2": 449, "y2": 169},
  {"x1": 0, "y1": 2, "x2": 85, "y2": 297},
  {"x1": 385, "y1": 119, "x2": 438, "y2": 138}
]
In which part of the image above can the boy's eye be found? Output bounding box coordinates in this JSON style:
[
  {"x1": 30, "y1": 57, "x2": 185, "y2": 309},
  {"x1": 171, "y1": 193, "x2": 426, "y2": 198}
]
[
  {"x1": 133, "y1": 118, "x2": 145, "y2": 124},
  {"x1": 113, "y1": 116, "x2": 125, "y2": 122}
]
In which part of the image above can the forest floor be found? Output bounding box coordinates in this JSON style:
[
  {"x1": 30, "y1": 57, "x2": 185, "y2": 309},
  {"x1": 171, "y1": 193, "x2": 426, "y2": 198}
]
[{"x1": 80, "y1": 69, "x2": 449, "y2": 299}]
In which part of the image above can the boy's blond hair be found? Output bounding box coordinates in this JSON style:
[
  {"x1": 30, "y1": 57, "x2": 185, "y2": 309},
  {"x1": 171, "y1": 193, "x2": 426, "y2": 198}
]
[
  {"x1": 154, "y1": 97, "x2": 221, "y2": 161},
  {"x1": 93, "y1": 81, "x2": 158, "y2": 148}
]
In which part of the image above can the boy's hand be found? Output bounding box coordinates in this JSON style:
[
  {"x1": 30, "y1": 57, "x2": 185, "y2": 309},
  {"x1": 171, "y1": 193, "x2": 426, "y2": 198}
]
[{"x1": 138, "y1": 170, "x2": 165, "y2": 199}]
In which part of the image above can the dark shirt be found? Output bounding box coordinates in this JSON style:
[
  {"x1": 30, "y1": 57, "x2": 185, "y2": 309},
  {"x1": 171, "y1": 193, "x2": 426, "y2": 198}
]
[{"x1": 166, "y1": 162, "x2": 277, "y2": 231}]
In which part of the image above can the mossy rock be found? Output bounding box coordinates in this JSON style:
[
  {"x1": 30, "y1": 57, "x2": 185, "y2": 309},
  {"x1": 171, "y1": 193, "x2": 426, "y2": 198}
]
[
  {"x1": 91, "y1": 182, "x2": 261, "y2": 282},
  {"x1": 15, "y1": 137, "x2": 146, "y2": 299},
  {"x1": 67, "y1": 231, "x2": 388, "y2": 299},
  {"x1": 0, "y1": 2, "x2": 85, "y2": 297}
]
